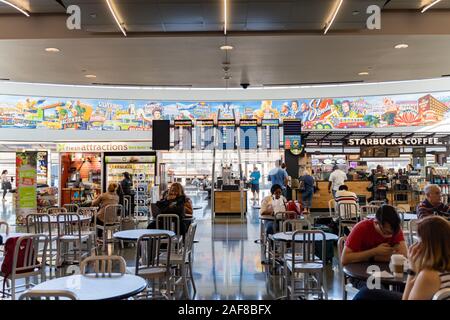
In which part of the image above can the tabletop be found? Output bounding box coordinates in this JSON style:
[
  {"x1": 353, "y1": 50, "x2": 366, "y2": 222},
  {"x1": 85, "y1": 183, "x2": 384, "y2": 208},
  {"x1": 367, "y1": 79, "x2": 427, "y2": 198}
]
[
  {"x1": 259, "y1": 215, "x2": 275, "y2": 221},
  {"x1": 366, "y1": 213, "x2": 417, "y2": 221},
  {"x1": 48, "y1": 214, "x2": 92, "y2": 223},
  {"x1": 272, "y1": 231, "x2": 338, "y2": 242},
  {"x1": 0, "y1": 232, "x2": 32, "y2": 242},
  {"x1": 28, "y1": 274, "x2": 147, "y2": 300},
  {"x1": 343, "y1": 262, "x2": 407, "y2": 286},
  {"x1": 113, "y1": 229, "x2": 176, "y2": 241}
]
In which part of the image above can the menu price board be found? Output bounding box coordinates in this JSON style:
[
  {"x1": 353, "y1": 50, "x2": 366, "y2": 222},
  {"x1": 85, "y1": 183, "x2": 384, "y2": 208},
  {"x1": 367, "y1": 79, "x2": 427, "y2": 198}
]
[
  {"x1": 239, "y1": 119, "x2": 258, "y2": 149},
  {"x1": 283, "y1": 120, "x2": 302, "y2": 154},
  {"x1": 195, "y1": 119, "x2": 214, "y2": 150},
  {"x1": 261, "y1": 119, "x2": 280, "y2": 149},
  {"x1": 174, "y1": 120, "x2": 193, "y2": 150},
  {"x1": 218, "y1": 119, "x2": 236, "y2": 150},
  {"x1": 37, "y1": 151, "x2": 48, "y2": 185}
]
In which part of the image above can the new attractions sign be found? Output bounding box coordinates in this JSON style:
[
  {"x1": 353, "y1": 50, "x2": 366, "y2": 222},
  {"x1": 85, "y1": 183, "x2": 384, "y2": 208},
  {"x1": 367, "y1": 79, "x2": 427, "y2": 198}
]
[{"x1": 0, "y1": 91, "x2": 449, "y2": 131}]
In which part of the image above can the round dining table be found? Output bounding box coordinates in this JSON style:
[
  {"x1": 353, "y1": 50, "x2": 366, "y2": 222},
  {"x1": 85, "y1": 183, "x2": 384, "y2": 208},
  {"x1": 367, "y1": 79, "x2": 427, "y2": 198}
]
[
  {"x1": 113, "y1": 229, "x2": 175, "y2": 241},
  {"x1": 28, "y1": 274, "x2": 147, "y2": 300},
  {"x1": 272, "y1": 231, "x2": 338, "y2": 242},
  {"x1": 343, "y1": 261, "x2": 407, "y2": 289},
  {"x1": 366, "y1": 213, "x2": 417, "y2": 221},
  {"x1": 47, "y1": 214, "x2": 92, "y2": 223}
]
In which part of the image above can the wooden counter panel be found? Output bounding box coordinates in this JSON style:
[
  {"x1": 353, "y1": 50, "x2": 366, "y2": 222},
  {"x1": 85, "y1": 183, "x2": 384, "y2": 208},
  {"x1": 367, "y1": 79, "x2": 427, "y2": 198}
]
[{"x1": 214, "y1": 191, "x2": 247, "y2": 214}]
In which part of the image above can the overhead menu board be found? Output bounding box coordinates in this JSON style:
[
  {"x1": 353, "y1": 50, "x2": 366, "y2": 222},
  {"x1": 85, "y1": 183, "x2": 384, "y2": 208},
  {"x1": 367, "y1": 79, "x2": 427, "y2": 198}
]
[
  {"x1": 195, "y1": 119, "x2": 214, "y2": 150},
  {"x1": 174, "y1": 120, "x2": 193, "y2": 150},
  {"x1": 218, "y1": 119, "x2": 236, "y2": 150},
  {"x1": 239, "y1": 119, "x2": 258, "y2": 150},
  {"x1": 283, "y1": 120, "x2": 302, "y2": 155},
  {"x1": 261, "y1": 119, "x2": 280, "y2": 150}
]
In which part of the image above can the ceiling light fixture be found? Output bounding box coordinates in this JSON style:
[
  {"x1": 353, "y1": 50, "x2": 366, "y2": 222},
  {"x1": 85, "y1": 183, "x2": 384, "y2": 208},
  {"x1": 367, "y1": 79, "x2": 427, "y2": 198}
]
[
  {"x1": 358, "y1": 72, "x2": 369, "y2": 76},
  {"x1": 105, "y1": 0, "x2": 127, "y2": 36},
  {"x1": 324, "y1": 0, "x2": 344, "y2": 34},
  {"x1": 421, "y1": 0, "x2": 442, "y2": 13},
  {"x1": 223, "y1": 0, "x2": 228, "y2": 35},
  {"x1": 85, "y1": 74, "x2": 97, "y2": 78},
  {"x1": 220, "y1": 45, "x2": 233, "y2": 50},
  {"x1": 394, "y1": 43, "x2": 409, "y2": 49},
  {"x1": 0, "y1": 0, "x2": 30, "y2": 17},
  {"x1": 45, "y1": 48, "x2": 60, "y2": 53}
]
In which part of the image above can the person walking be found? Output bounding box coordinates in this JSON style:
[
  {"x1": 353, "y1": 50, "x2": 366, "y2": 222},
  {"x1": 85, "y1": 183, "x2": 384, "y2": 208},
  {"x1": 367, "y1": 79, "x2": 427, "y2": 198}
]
[
  {"x1": 299, "y1": 169, "x2": 315, "y2": 214},
  {"x1": 328, "y1": 165, "x2": 347, "y2": 199},
  {"x1": 1, "y1": 170, "x2": 11, "y2": 202},
  {"x1": 268, "y1": 160, "x2": 288, "y2": 197},
  {"x1": 250, "y1": 166, "x2": 261, "y2": 205}
]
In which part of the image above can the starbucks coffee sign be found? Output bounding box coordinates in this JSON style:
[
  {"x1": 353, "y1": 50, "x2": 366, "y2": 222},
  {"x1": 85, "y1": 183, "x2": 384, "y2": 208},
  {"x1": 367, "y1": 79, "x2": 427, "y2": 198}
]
[{"x1": 348, "y1": 137, "x2": 443, "y2": 146}]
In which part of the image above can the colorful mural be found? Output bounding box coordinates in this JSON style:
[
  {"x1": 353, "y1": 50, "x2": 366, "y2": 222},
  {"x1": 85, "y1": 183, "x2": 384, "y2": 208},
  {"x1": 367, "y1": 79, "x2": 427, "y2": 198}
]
[{"x1": 0, "y1": 91, "x2": 449, "y2": 130}]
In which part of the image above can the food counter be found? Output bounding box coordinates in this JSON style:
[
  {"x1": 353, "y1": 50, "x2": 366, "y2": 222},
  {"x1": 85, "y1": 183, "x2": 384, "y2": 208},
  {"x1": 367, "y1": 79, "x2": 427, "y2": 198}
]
[{"x1": 214, "y1": 190, "x2": 247, "y2": 215}]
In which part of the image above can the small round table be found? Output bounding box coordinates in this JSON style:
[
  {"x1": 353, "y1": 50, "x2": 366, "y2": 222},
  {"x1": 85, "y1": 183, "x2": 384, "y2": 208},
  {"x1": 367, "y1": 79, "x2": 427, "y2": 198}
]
[
  {"x1": 272, "y1": 231, "x2": 338, "y2": 242},
  {"x1": 366, "y1": 213, "x2": 417, "y2": 221},
  {"x1": 113, "y1": 229, "x2": 175, "y2": 241},
  {"x1": 48, "y1": 215, "x2": 92, "y2": 223},
  {"x1": 343, "y1": 262, "x2": 407, "y2": 290},
  {"x1": 28, "y1": 274, "x2": 147, "y2": 300}
]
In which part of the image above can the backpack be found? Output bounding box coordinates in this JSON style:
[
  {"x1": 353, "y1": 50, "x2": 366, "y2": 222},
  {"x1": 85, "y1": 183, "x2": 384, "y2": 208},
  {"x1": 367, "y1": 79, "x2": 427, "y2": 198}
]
[
  {"x1": 1, "y1": 237, "x2": 36, "y2": 295},
  {"x1": 286, "y1": 200, "x2": 301, "y2": 218}
]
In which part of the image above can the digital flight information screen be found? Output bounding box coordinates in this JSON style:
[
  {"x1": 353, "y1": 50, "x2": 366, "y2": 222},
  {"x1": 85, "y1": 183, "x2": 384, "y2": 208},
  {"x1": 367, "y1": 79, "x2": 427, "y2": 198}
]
[
  {"x1": 173, "y1": 120, "x2": 193, "y2": 150},
  {"x1": 218, "y1": 119, "x2": 236, "y2": 150},
  {"x1": 195, "y1": 119, "x2": 215, "y2": 150},
  {"x1": 283, "y1": 120, "x2": 302, "y2": 154},
  {"x1": 239, "y1": 119, "x2": 258, "y2": 150},
  {"x1": 261, "y1": 119, "x2": 280, "y2": 150}
]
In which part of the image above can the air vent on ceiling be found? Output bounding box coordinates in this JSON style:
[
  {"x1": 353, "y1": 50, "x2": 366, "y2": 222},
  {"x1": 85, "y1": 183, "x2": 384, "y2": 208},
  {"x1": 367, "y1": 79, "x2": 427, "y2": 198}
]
[
  {"x1": 91, "y1": 83, "x2": 192, "y2": 88},
  {"x1": 263, "y1": 80, "x2": 364, "y2": 87}
]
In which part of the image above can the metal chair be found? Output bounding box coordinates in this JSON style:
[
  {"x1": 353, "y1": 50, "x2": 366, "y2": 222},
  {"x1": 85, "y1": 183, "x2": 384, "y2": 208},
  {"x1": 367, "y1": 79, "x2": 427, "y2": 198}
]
[
  {"x1": 282, "y1": 219, "x2": 311, "y2": 232},
  {"x1": 63, "y1": 204, "x2": 79, "y2": 213},
  {"x1": 77, "y1": 207, "x2": 98, "y2": 242},
  {"x1": 94, "y1": 204, "x2": 123, "y2": 252},
  {"x1": 360, "y1": 205, "x2": 379, "y2": 220},
  {"x1": 123, "y1": 195, "x2": 132, "y2": 216},
  {"x1": 432, "y1": 288, "x2": 450, "y2": 300},
  {"x1": 267, "y1": 212, "x2": 290, "y2": 271},
  {"x1": 19, "y1": 290, "x2": 77, "y2": 300},
  {"x1": 156, "y1": 214, "x2": 182, "y2": 251},
  {"x1": 47, "y1": 207, "x2": 68, "y2": 215},
  {"x1": 80, "y1": 255, "x2": 126, "y2": 277},
  {"x1": 407, "y1": 219, "x2": 419, "y2": 245},
  {"x1": 337, "y1": 237, "x2": 359, "y2": 300},
  {"x1": 336, "y1": 203, "x2": 360, "y2": 237},
  {"x1": 133, "y1": 233, "x2": 173, "y2": 300},
  {"x1": 368, "y1": 200, "x2": 385, "y2": 207},
  {"x1": 55, "y1": 213, "x2": 92, "y2": 267},
  {"x1": 0, "y1": 234, "x2": 49, "y2": 300},
  {"x1": 283, "y1": 230, "x2": 328, "y2": 300},
  {"x1": 328, "y1": 199, "x2": 336, "y2": 218},
  {"x1": 0, "y1": 219, "x2": 10, "y2": 235},
  {"x1": 26, "y1": 213, "x2": 56, "y2": 274}
]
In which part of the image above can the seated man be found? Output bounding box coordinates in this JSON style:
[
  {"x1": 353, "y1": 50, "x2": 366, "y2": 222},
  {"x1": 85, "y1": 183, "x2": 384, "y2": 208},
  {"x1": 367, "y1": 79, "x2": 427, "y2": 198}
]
[
  {"x1": 335, "y1": 185, "x2": 358, "y2": 218},
  {"x1": 341, "y1": 204, "x2": 407, "y2": 266},
  {"x1": 416, "y1": 184, "x2": 450, "y2": 219}
]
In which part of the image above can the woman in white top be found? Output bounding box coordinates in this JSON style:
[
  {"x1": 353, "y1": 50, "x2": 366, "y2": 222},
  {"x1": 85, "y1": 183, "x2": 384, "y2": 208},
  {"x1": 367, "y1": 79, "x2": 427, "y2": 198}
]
[
  {"x1": 1, "y1": 170, "x2": 9, "y2": 201},
  {"x1": 260, "y1": 184, "x2": 287, "y2": 235}
]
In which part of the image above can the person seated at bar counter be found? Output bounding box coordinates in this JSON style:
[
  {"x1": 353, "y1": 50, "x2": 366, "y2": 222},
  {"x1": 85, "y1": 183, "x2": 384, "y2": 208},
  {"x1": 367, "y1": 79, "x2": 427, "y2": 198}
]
[
  {"x1": 341, "y1": 205, "x2": 407, "y2": 266},
  {"x1": 354, "y1": 216, "x2": 450, "y2": 300},
  {"x1": 417, "y1": 184, "x2": 450, "y2": 220},
  {"x1": 260, "y1": 184, "x2": 287, "y2": 235}
]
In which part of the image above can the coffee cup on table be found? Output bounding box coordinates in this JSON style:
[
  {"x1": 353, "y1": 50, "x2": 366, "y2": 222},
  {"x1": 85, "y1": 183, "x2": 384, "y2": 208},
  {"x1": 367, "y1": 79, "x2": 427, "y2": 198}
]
[{"x1": 390, "y1": 254, "x2": 406, "y2": 277}]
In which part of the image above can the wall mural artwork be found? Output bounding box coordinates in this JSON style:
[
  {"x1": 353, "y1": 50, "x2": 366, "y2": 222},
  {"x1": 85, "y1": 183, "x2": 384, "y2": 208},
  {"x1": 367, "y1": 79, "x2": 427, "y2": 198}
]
[{"x1": 0, "y1": 90, "x2": 449, "y2": 131}]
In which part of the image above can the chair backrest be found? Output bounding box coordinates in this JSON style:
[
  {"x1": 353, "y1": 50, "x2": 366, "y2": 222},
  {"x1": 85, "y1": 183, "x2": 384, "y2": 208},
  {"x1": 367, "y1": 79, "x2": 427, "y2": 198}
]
[
  {"x1": 103, "y1": 204, "x2": 123, "y2": 225},
  {"x1": 183, "y1": 223, "x2": 197, "y2": 262},
  {"x1": 123, "y1": 195, "x2": 132, "y2": 216},
  {"x1": 395, "y1": 207, "x2": 407, "y2": 226},
  {"x1": 432, "y1": 288, "x2": 450, "y2": 300},
  {"x1": 56, "y1": 213, "x2": 82, "y2": 238},
  {"x1": 0, "y1": 219, "x2": 10, "y2": 235},
  {"x1": 360, "y1": 205, "x2": 379, "y2": 219},
  {"x1": 77, "y1": 207, "x2": 97, "y2": 218},
  {"x1": 368, "y1": 200, "x2": 385, "y2": 207},
  {"x1": 290, "y1": 230, "x2": 326, "y2": 263},
  {"x1": 273, "y1": 211, "x2": 290, "y2": 233},
  {"x1": 408, "y1": 219, "x2": 419, "y2": 244},
  {"x1": 10, "y1": 234, "x2": 49, "y2": 277},
  {"x1": 26, "y1": 213, "x2": 52, "y2": 235},
  {"x1": 282, "y1": 219, "x2": 310, "y2": 232},
  {"x1": 337, "y1": 202, "x2": 359, "y2": 220},
  {"x1": 328, "y1": 199, "x2": 336, "y2": 218},
  {"x1": 337, "y1": 236, "x2": 346, "y2": 267},
  {"x1": 47, "y1": 207, "x2": 68, "y2": 215},
  {"x1": 156, "y1": 214, "x2": 180, "y2": 235},
  {"x1": 19, "y1": 290, "x2": 77, "y2": 300},
  {"x1": 80, "y1": 255, "x2": 126, "y2": 277},
  {"x1": 135, "y1": 233, "x2": 172, "y2": 275},
  {"x1": 63, "y1": 204, "x2": 79, "y2": 213}
]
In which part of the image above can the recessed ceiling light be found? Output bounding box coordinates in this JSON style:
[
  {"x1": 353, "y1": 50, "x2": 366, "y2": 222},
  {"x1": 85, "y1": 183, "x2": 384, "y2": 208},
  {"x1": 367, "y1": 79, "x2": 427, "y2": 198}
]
[
  {"x1": 45, "y1": 48, "x2": 60, "y2": 53},
  {"x1": 394, "y1": 43, "x2": 409, "y2": 49},
  {"x1": 358, "y1": 72, "x2": 369, "y2": 76},
  {"x1": 220, "y1": 45, "x2": 234, "y2": 50},
  {"x1": 85, "y1": 74, "x2": 97, "y2": 78}
]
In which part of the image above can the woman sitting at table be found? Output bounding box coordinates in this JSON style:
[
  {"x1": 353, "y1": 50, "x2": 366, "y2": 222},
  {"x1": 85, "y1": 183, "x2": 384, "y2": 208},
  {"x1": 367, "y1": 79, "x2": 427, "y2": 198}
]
[
  {"x1": 148, "y1": 182, "x2": 192, "y2": 236},
  {"x1": 91, "y1": 182, "x2": 120, "y2": 237},
  {"x1": 354, "y1": 215, "x2": 450, "y2": 300},
  {"x1": 260, "y1": 184, "x2": 287, "y2": 235}
]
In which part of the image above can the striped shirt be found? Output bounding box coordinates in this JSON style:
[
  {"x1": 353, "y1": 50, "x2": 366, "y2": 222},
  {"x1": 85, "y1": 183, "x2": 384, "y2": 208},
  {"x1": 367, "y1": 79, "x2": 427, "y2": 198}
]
[{"x1": 440, "y1": 272, "x2": 450, "y2": 292}]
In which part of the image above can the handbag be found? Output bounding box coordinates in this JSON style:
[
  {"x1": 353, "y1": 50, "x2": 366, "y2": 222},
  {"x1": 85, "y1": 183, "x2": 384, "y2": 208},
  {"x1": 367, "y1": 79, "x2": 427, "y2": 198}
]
[
  {"x1": 298, "y1": 180, "x2": 306, "y2": 192},
  {"x1": 2, "y1": 181, "x2": 11, "y2": 190}
]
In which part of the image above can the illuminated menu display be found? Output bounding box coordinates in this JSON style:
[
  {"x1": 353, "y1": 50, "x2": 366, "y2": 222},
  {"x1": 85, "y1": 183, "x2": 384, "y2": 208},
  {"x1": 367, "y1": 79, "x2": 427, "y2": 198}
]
[
  {"x1": 239, "y1": 119, "x2": 258, "y2": 150},
  {"x1": 261, "y1": 119, "x2": 280, "y2": 150},
  {"x1": 218, "y1": 119, "x2": 236, "y2": 150},
  {"x1": 195, "y1": 119, "x2": 214, "y2": 150},
  {"x1": 283, "y1": 120, "x2": 302, "y2": 153},
  {"x1": 37, "y1": 151, "x2": 48, "y2": 185},
  {"x1": 174, "y1": 120, "x2": 193, "y2": 150}
]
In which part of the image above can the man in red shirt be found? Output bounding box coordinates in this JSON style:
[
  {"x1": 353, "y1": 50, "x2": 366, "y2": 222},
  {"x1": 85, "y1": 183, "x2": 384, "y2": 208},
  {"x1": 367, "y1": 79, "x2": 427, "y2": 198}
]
[{"x1": 341, "y1": 205, "x2": 408, "y2": 265}]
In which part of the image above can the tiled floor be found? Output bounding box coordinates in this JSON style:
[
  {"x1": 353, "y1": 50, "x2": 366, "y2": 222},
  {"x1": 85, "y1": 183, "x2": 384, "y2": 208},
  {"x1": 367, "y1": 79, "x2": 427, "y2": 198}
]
[{"x1": 1, "y1": 190, "x2": 350, "y2": 300}]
